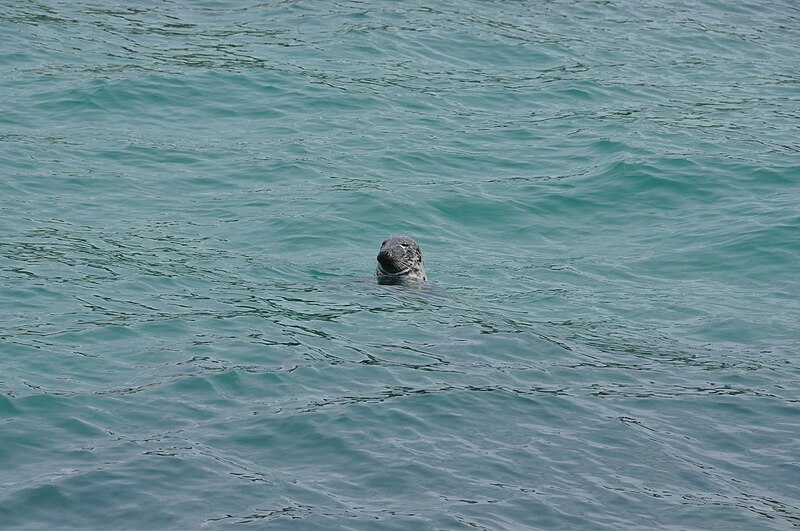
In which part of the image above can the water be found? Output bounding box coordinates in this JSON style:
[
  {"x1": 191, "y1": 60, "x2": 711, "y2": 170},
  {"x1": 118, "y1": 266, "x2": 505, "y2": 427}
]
[{"x1": 2, "y1": 0, "x2": 799, "y2": 528}]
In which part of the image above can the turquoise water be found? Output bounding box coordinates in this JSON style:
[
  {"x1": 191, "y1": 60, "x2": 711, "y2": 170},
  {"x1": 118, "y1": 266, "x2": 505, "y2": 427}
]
[{"x1": 2, "y1": 0, "x2": 799, "y2": 528}]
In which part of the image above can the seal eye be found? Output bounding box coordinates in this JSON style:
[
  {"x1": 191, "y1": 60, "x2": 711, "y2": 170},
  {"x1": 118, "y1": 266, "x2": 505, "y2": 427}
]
[{"x1": 382, "y1": 239, "x2": 388, "y2": 246}]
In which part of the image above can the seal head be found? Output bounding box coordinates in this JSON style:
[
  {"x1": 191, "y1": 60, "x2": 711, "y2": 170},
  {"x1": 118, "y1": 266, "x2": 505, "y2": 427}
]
[{"x1": 376, "y1": 236, "x2": 426, "y2": 285}]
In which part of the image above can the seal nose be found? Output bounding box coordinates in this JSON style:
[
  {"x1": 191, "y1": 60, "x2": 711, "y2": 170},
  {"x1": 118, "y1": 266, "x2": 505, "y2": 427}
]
[{"x1": 377, "y1": 249, "x2": 395, "y2": 271}]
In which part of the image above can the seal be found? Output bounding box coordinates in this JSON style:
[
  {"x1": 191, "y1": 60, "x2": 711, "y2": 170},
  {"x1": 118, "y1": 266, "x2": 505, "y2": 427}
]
[{"x1": 375, "y1": 236, "x2": 427, "y2": 285}]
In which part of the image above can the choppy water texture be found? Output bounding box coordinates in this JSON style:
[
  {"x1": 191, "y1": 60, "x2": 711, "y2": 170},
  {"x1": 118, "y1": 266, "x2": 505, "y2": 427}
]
[{"x1": 2, "y1": 0, "x2": 799, "y2": 529}]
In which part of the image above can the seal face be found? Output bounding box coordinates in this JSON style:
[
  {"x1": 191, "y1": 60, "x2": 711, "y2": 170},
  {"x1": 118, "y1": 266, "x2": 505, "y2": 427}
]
[{"x1": 376, "y1": 236, "x2": 427, "y2": 285}]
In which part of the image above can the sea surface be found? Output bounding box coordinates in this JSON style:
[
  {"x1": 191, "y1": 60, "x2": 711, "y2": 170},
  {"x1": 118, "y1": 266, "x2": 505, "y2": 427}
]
[{"x1": 1, "y1": 1, "x2": 799, "y2": 529}]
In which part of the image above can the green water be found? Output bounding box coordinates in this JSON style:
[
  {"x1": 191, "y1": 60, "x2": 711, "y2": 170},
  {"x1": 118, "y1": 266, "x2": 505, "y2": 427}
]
[{"x1": 1, "y1": 1, "x2": 799, "y2": 528}]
